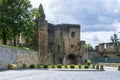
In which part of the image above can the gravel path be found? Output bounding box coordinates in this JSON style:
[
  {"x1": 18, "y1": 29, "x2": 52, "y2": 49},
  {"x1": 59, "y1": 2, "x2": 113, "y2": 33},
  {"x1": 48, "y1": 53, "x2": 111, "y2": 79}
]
[{"x1": 0, "y1": 67, "x2": 120, "y2": 80}]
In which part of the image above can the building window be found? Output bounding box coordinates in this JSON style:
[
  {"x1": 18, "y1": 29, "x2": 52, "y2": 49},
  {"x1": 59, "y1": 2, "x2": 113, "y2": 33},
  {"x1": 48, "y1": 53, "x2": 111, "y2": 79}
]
[{"x1": 71, "y1": 32, "x2": 75, "y2": 38}]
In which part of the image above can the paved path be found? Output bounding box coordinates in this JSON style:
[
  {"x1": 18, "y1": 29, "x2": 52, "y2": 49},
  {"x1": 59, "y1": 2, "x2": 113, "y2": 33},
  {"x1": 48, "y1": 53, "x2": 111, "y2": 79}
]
[{"x1": 0, "y1": 67, "x2": 120, "y2": 80}]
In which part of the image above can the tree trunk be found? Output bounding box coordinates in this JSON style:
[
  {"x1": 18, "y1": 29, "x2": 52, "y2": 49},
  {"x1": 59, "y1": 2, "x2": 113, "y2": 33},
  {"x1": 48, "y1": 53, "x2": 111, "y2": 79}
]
[
  {"x1": 2, "y1": 29, "x2": 7, "y2": 45},
  {"x1": 13, "y1": 34, "x2": 16, "y2": 46}
]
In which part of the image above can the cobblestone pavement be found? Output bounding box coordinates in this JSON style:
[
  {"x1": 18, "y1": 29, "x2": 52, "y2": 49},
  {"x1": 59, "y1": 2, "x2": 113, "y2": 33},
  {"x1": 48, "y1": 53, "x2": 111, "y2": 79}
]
[{"x1": 0, "y1": 67, "x2": 120, "y2": 80}]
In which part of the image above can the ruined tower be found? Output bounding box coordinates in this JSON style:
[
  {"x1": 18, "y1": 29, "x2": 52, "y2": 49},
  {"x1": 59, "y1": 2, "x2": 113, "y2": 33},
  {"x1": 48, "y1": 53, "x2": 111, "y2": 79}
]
[
  {"x1": 33, "y1": 4, "x2": 85, "y2": 65},
  {"x1": 33, "y1": 4, "x2": 48, "y2": 64}
]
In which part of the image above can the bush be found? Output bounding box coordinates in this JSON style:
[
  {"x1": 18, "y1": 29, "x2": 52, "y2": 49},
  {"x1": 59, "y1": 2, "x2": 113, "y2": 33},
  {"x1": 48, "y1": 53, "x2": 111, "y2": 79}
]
[
  {"x1": 62, "y1": 65, "x2": 65, "y2": 68},
  {"x1": 81, "y1": 65, "x2": 85, "y2": 69},
  {"x1": 48, "y1": 64, "x2": 52, "y2": 68},
  {"x1": 54, "y1": 64, "x2": 58, "y2": 68},
  {"x1": 8, "y1": 64, "x2": 17, "y2": 69},
  {"x1": 74, "y1": 65, "x2": 79, "y2": 69},
  {"x1": 30, "y1": 64, "x2": 35, "y2": 69},
  {"x1": 44, "y1": 65, "x2": 48, "y2": 68}
]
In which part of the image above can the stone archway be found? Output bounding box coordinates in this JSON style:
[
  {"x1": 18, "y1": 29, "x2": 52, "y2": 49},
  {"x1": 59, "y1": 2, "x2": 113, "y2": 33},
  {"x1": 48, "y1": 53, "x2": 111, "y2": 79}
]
[{"x1": 63, "y1": 54, "x2": 80, "y2": 65}]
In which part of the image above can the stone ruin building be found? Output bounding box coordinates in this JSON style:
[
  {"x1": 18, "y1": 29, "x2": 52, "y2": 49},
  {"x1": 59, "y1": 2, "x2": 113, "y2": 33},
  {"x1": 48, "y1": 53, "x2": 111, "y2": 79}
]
[
  {"x1": 33, "y1": 4, "x2": 85, "y2": 64},
  {"x1": 95, "y1": 42, "x2": 120, "y2": 58}
]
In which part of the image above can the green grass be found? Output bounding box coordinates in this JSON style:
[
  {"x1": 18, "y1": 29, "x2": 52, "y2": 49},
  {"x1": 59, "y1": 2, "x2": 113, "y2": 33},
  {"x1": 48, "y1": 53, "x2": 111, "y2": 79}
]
[{"x1": 0, "y1": 44, "x2": 35, "y2": 51}]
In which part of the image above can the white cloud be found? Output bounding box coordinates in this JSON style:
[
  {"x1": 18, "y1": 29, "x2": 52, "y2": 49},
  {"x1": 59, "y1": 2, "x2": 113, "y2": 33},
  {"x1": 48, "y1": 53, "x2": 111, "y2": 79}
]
[
  {"x1": 81, "y1": 31, "x2": 114, "y2": 47},
  {"x1": 30, "y1": 0, "x2": 120, "y2": 47}
]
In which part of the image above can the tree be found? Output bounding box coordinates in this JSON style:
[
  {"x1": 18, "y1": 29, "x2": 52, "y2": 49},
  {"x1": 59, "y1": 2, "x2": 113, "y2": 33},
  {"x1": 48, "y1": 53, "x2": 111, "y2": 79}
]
[
  {"x1": 111, "y1": 33, "x2": 119, "y2": 43},
  {"x1": 0, "y1": 0, "x2": 37, "y2": 46},
  {"x1": 85, "y1": 44, "x2": 94, "y2": 51},
  {"x1": 0, "y1": 0, "x2": 3, "y2": 4},
  {"x1": 22, "y1": 8, "x2": 39, "y2": 46},
  {"x1": 0, "y1": 0, "x2": 11, "y2": 44}
]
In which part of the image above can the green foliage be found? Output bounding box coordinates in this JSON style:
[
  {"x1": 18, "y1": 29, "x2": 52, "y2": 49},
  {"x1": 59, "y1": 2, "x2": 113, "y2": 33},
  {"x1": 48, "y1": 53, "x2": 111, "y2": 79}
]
[
  {"x1": 74, "y1": 65, "x2": 79, "y2": 69},
  {"x1": 85, "y1": 44, "x2": 94, "y2": 51},
  {"x1": 8, "y1": 64, "x2": 17, "y2": 69},
  {"x1": 0, "y1": 0, "x2": 37, "y2": 46},
  {"x1": 111, "y1": 33, "x2": 119, "y2": 43},
  {"x1": 0, "y1": 0, "x2": 3, "y2": 5},
  {"x1": 0, "y1": 44, "x2": 34, "y2": 51},
  {"x1": 30, "y1": 64, "x2": 35, "y2": 69},
  {"x1": 48, "y1": 64, "x2": 52, "y2": 68}
]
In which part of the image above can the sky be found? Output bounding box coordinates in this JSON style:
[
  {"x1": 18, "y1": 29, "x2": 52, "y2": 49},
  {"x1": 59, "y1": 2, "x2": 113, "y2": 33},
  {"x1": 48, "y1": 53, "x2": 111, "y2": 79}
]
[{"x1": 30, "y1": 0, "x2": 120, "y2": 47}]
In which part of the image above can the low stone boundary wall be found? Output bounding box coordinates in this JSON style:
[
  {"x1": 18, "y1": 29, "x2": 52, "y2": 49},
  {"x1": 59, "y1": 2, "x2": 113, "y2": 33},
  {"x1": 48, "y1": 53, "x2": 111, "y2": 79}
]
[
  {"x1": 98, "y1": 63, "x2": 120, "y2": 67},
  {"x1": 0, "y1": 46, "x2": 39, "y2": 69}
]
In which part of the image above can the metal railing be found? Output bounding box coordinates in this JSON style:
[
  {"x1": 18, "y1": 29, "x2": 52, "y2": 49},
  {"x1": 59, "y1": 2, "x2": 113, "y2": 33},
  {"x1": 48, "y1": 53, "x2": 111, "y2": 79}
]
[{"x1": 91, "y1": 58, "x2": 120, "y2": 63}]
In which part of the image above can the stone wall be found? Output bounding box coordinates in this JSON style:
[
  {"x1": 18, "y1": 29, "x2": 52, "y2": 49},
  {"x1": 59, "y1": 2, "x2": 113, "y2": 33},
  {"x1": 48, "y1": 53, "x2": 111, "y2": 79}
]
[
  {"x1": 97, "y1": 43, "x2": 120, "y2": 53},
  {"x1": 98, "y1": 63, "x2": 120, "y2": 67},
  {"x1": 0, "y1": 46, "x2": 39, "y2": 69}
]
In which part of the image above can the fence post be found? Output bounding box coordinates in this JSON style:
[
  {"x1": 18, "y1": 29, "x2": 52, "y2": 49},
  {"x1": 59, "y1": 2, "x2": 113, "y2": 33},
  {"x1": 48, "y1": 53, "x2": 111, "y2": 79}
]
[{"x1": 118, "y1": 65, "x2": 120, "y2": 71}]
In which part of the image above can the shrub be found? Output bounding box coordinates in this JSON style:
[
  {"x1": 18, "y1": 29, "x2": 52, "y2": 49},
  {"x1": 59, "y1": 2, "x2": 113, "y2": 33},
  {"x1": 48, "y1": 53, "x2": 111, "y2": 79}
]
[
  {"x1": 8, "y1": 64, "x2": 17, "y2": 69},
  {"x1": 44, "y1": 65, "x2": 48, "y2": 68},
  {"x1": 62, "y1": 65, "x2": 65, "y2": 68},
  {"x1": 48, "y1": 64, "x2": 52, "y2": 68},
  {"x1": 74, "y1": 65, "x2": 79, "y2": 69},
  {"x1": 54, "y1": 64, "x2": 58, "y2": 68},
  {"x1": 81, "y1": 65, "x2": 85, "y2": 69},
  {"x1": 30, "y1": 64, "x2": 35, "y2": 69},
  {"x1": 39, "y1": 64, "x2": 44, "y2": 68}
]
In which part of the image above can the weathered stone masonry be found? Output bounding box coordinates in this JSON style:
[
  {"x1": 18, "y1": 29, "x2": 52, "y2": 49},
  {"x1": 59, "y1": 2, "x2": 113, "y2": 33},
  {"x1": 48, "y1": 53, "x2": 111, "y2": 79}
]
[
  {"x1": 33, "y1": 4, "x2": 85, "y2": 64},
  {"x1": 0, "y1": 46, "x2": 39, "y2": 69}
]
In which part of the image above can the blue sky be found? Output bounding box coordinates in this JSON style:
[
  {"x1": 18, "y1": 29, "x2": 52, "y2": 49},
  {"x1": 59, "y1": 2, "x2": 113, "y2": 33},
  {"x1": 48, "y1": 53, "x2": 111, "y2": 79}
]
[{"x1": 30, "y1": 0, "x2": 120, "y2": 47}]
